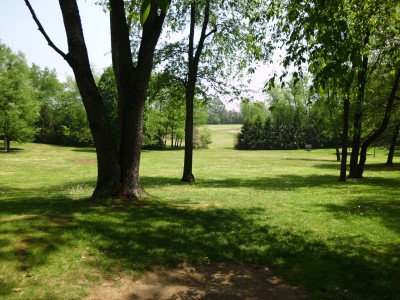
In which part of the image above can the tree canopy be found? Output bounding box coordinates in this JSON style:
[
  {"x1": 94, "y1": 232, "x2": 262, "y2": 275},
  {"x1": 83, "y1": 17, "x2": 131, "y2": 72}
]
[{"x1": 0, "y1": 42, "x2": 39, "y2": 152}]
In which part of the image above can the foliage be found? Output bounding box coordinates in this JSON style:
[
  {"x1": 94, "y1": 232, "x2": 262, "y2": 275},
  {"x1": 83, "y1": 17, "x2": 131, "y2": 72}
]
[
  {"x1": 97, "y1": 66, "x2": 118, "y2": 140},
  {"x1": 0, "y1": 42, "x2": 39, "y2": 151},
  {"x1": 53, "y1": 77, "x2": 93, "y2": 146},
  {"x1": 31, "y1": 67, "x2": 93, "y2": 147},
  {"x1": 193, "y1": 125, "x2": 212, "y2": 148},
  {"x1": 30, "y1": 64, "x2": 64, "y2": 144}
]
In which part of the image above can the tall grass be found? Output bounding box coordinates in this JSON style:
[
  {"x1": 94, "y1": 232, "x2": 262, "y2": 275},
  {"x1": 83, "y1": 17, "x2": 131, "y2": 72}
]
[{"x1": 0, "y1": 125, "x2": 399, "y2": 299}]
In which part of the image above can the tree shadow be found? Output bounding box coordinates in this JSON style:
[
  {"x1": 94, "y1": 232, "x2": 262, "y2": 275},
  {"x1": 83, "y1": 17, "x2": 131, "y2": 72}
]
[
  {"x1": 363, "y1": 163, "x2": 400, "y2": 171},
  {"x1": 319, "y1": 195, "x2": 400, "y2": 234},
  {"x1": 0, "y1": 147, "x2": 25, "y2": 154},
  {"x1": 1, "y1": 182, "x2": 399, "y2": 299},
  {"x1": 71, "y1": 148, "x2": 96, "y2": 153},
  {"x1": 141, "y1": 173, "x2": 399, "y2": 192}
]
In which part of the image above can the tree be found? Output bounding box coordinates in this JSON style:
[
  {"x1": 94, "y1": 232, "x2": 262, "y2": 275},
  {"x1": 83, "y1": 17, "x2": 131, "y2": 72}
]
[
  {"x1": 179, "y1": 0, "x2": 216, "y2": 182},
  {"x1": 53, "y1": 77, "x2": 93, "y2": 146},
  {"x1": 236, "y1": 74, "x2": 336, "y2": 151},
  {"x1": 0, "y1": 42, "x2": 39, "y2": 152},
  {"x1": 25, "y1": 0, "x2": 169, "y2": 199},
  {"x1": 145, "y1": 72, "x2": 186, "y2": 148},
  {"x1": 270, "y1": 0, "x2": 400, "y2": 181},
  {"x1": 206, "y1": 98, "x2": 225, "y2": 124},
  {"x1": 151, "y1": 0, "x2": 270, "y2": 182},
  {"x1": 357, "y1": 68, "x2": 400, "y2": 176}
]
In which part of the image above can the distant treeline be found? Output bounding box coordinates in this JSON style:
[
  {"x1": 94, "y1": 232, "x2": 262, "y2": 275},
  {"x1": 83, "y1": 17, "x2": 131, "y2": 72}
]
[
  {"x1": 206, "y1": 98, "x2": 242, "y2": 124},
  {"x1": 235, "y1": 77, "x2": 339, "y2": 151},
  {"x1": 236, "y1": 117, "x2": 335, "y2": 150}
]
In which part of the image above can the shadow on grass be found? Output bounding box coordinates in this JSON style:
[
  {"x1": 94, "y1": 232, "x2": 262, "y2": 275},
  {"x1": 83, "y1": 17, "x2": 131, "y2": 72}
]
[
  {"x1": 320, "y1": 195, "x2": 400, "y2": 234},
  {"x1": 363, "y1": 163, "x2": 400, "y2": 171},
  {"x1": 71, "y1": 148, "x2": 96, "y2": 153},
  {"x1": 142, "y1": 173, "x2": 400, "y2": 193},
  {"x1": 0, "y1": 148, "x2": 24, "y2": 154},
  {"x1": 0, "y1": 183, "x2": 399, "y2": 299},
  {"x1": 142, "y1": 174, "x2": 340, "y2": 191}
]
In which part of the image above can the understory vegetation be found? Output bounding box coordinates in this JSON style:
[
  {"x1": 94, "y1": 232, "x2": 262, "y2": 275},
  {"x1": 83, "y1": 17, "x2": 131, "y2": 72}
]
[{"x1": 1, "y1": 125, "x2": 399, "y2": 300}]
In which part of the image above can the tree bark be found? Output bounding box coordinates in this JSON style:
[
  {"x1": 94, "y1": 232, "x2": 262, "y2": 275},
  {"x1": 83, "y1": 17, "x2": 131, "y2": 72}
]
[
  {"x1": 387, "y1": 123, "x2": 400, "y2": 166},
  {"x1": 58, "y1": 0, "x2": 121, "y2": 199},
  {"x1": 358, "y1": 68, "x2": 400, "y2": 176},
  {"x1": 110, "y1": 0, "x2": 166, "y2": 198}
]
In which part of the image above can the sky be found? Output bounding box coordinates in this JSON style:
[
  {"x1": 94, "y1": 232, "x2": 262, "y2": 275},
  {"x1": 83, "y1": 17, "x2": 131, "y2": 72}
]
[
  {"x1": 0, "y1": 1, "x2": 279, "y2": 110},
  {"x1": 0, "y1": 0, "x2": 111, "y2": 80}
]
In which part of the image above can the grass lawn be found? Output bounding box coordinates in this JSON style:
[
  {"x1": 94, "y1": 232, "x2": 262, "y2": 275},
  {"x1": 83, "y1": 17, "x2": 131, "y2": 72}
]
[{"x1": 0, "y1": 124, "x2": 399, "y2": 299}]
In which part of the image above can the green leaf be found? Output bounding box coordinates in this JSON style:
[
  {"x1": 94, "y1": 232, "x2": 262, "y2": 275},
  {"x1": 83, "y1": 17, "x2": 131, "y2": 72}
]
[
  {"x1": 155, "y1": 0, "x2": 169, "y2": 14},
  {"x1": 140, "y1": 0, "x2": 151, "y2": 25}
]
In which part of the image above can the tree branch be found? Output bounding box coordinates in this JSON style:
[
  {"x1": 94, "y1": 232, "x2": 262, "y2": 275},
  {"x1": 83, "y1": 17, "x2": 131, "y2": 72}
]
[
  {"x1": 194, "y1": 0, "x2": 213, "y2": 66},
  {"x1": 171, "y1": 75, "x2": 187, "y2": 88},
  {"x1": 205, "y1": 26, "x2": 217, "y2": 40},
  {"x1": 24, "y1": 0, "x2": 68, "y2": 60}
]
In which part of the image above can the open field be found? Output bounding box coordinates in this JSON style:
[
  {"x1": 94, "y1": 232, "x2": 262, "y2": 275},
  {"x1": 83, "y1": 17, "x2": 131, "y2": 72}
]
[{"x1": 1, "y1": 124, "x2": 399, "y2": 299}]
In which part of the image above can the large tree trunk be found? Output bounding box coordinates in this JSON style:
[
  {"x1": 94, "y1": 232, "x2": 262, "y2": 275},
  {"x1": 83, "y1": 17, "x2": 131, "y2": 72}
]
[
  {"x1": 110, "y1": 0, "x2": 166, "y2": 198},
  {"x1": 358, "y1": 68, "x2": 400, "y2": 176},
  {"x1": 349, "y1": 31, "x2": 370, "y2": 178},
  {"x1": 58, "y1": 0, "x2": 121, "y2": 199},
  {"x1": 27, "y1": 0, "x2": 166, "y2": 200},
  {"x1": 387, "y1": 123, "x2": 400, "y2": 166}
]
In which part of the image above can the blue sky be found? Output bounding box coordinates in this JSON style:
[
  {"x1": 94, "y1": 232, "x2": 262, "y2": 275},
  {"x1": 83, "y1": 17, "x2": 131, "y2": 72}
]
[{"x1": 0, "y1": 0, "x2": 111, "y2": 80}]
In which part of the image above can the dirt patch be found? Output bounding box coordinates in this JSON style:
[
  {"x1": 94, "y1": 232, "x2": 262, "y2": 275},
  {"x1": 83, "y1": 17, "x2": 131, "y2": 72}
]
[
  {"x1": 73, "y1": 159, "x2": 97, "y2": 164},
  {"x1": 84, "y1": 263, "x2": 307, "y2": 300}
]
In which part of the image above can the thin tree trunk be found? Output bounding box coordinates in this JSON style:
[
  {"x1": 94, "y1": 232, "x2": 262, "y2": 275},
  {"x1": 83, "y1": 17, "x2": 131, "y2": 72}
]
[
  {"x1": 182, "y1": 0, "x2": 216, "y2": 182},
  {"x1": 5, "y1": 137, "x2": 10, "y2": 152},
  {"x1": 328, "y1": 91, "x2": 341, "y2": 162},
  {"x1": 387, "y1": 123, "x2": 400, "y2": 166},
  {"x1": 335, "y1": 143, "x2": 341, "y2": 161},
  {"x1": 182, "y1": 2, "x2": 198, "y2": 182},
  {"x1": 340, "y1": 97, "x2": 350, "y2": 182},
  {"x1": 171, "y1": 125, "x2": 174, "y2": 149},
  {"x1": 358, "y1": 68, "x2": 400, "y2": 176}
]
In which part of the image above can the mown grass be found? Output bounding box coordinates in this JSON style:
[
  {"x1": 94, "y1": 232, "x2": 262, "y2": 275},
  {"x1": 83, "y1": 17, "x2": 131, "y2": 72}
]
[{"x1": 0, "y1": 124, "x2": 399, "y2": 300}]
